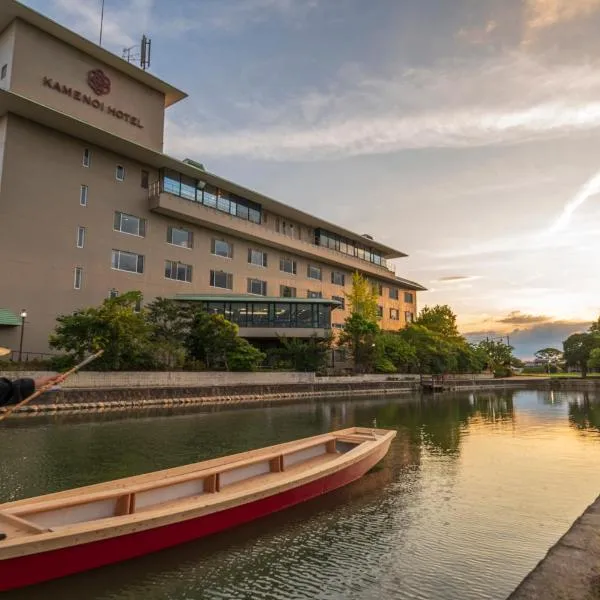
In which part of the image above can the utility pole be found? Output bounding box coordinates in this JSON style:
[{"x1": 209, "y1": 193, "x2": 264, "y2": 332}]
[{"x1": 99, "y1": 0, "x2": 105, "y2": 46}]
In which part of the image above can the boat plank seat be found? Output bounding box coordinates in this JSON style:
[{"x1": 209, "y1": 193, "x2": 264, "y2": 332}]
[
  {"x1": 7, "y1": 435, "x2": 360, "y2": 520},
  {"x1": 132, "y1": 453, "x2": 338, "y2": 515},
  {"x1": 0, "y1": 512, "x2": 51, "y2": 539}
]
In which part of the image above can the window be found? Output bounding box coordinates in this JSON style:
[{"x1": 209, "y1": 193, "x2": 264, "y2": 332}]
[
  {"x1": 165, "y1": 260, "x2": 193, "y2": 283},
  {"x1": 332, "y1": 295, "x2": 345, "y2": 310},
  {"x1": 331, "y1": 272, "x2": 346, "y2": 286},
  {"x1": 248, "y1": 248, "x2": 268, "y2": 267},
  {"x1": 377, "y1": 305, "x2": 384, "y2": 319},
  {"x1": 80, "y1": 184, "x2": 88, "y2": 206},
  {"x1": 73, "y1": 267, "x2": 83, "y2": 290},
  {"x1": 390, "y1": 308, "x2": 400, "y2": 321},
  {"x1": 134, "y1": 297, "x2": 142, "y2": 313},
  {"x1": 167, "y1": 226, "x2": 193, "y2": 249},
  {"x1": 405, "y1": 311, "x2": 415, "y2": 323},
  {"x1": 76, "y1": 226, "x2": 86, "y2": 248},
  {"x1": 109, "y1": 289, "x2": 119, "y2": 299},
  {"x1": 307, "y1": 265, "x2": 322, "y2": 280},
  {"x1": 332, "y1": 323, "x2": 345, "y2": 330},
  {"x1": 114, "y1": 212, "x2": 146, "y2": 237},
  {"x1": 373, "y1": 283, "x2": 383, "y2": 296},
  {"x1": 82, "y1": 148, "x2": 91, "y2": 168},
  {"x1": 280, "y1": 257, "x2": 297, "y2": 275},
  {"x1": 248, "y1": 278, "x2": 267, "y2": 296},
  {"x1": 308, "y1": 291, "x2": 323, "y2": 299},
  {"x1": 211, "y1": 239, "x2": 233, "y2": 258},
  {"x1": 210, "y1": 270, "x2": 233, "y2": 289},
  {"x1": 141, "y1": 170, "x2": 149, "y2": 189},
  {"x1": 111, "y1": 250, "x2": 144, "y2": 274},
  {"x1": 390, "y1": 288, "x2": 399, "y2": 300},
  {"x1": 404, "y1": 292, "x2": 415, "y2": 303},
  {"x1": 280, "y1": 285, "x2": 297, "y2": 298},
  {"x1": 116, "y1": 165, "x2": 125, "y2": 181},
  {"x1": 0, "y1": 64, "x2": 7, "y2": 80}
]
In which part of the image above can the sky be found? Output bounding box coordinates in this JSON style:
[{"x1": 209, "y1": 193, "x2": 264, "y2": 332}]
[{"x1": 22, "y1": 0, "x2": 600, "y2": 358}]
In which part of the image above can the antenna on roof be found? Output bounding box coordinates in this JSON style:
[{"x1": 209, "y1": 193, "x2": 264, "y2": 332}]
[
  {"x1": 122, "y1": 35, "x2": 152, "y2": 71},
  {"x1": 99, "y1": 0, "x2": 105, "y2": 46},
  {"x1": 140, "y1": 35, "x2": 151, "y2": 71}
]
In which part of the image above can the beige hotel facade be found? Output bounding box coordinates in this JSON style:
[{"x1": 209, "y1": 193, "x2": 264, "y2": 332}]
[{"x1": 0, "y1": 0, "x2": 425, "y2": 356}]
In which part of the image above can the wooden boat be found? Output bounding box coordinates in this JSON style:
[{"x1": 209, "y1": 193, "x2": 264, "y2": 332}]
[{"x1": 0, "y1": 427, "x2": 395, "y2": 591}]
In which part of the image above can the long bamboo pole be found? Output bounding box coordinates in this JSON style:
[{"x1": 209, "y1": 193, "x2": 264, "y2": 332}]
[{"x1": 0, "y1": 350, "x2": 104, "y2": 422}]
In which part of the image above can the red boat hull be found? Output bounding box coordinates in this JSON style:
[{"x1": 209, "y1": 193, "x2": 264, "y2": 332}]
[{"x1": 0, "y1": 443, "x2": 387, "y2": 591}]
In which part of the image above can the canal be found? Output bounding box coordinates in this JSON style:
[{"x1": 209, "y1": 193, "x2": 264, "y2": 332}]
[{"x1": 1, "y1": 389, "x2": 600, "y2": 600}]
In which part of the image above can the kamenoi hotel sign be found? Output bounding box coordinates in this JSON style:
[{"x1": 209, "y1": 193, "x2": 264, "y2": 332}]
[{"x1": 42, "y1": 69, "x2": 144, "y2": 129}]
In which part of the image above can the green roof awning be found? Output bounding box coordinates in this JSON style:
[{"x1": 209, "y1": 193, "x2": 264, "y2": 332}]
[
  {"x1": 173, "y1": 294, "x2": 342, "y2": 306},
  {"x1": 0, "y1": 309, "x2": 20, "y2": 326}
]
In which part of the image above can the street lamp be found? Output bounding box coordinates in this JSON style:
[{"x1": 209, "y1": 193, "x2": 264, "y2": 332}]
[{"x1": 18, "y1": 309, "x2": 27, "y2": 362}]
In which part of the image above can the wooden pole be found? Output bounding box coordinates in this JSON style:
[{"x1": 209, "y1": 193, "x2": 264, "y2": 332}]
[{"x1": 0, "y1": 350, "x2": 104, "y2": 422}]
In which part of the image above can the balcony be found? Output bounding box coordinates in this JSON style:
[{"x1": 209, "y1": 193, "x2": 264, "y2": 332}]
[{"x1": 149, "y1": 182, "x2": 400, "y2": 283}]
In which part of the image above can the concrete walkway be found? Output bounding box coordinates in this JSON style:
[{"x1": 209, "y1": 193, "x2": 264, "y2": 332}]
[{"x1": 508, "y1": 495, "x2": 600, "y2": 599}]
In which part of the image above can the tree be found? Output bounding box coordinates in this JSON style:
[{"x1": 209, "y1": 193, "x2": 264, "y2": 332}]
[
  {"x1": 346, "y1": 272, "x2": 378, "y2": 324},
  {"x1": 375, "y1": 333, "x2": 417, "y2": 374},
  {"x1": 476, "y1": 339, "x2": 515, "y2": 377},
  {"x1": 587, "y1": 348, "x2": 600, "y2": 373},
  {"x1": 227, "y1": 339, "x2": 266, "y2": 372},
  {"x1": 564, "y1": 333, "x2": 600, "y2": 378},
  {"x1": 186, "y1": 312, "x2": 239, "y2": 370},
  {"x1": 534, "y1": 347, "x2": 563, "y2": 373},
  {"x1": 340, "y1": 313, "x2": 380, "y2": 373},
  {"x1": 186, "y1": 311, "x2": 265, "y2": 371},
  {"x1": 145, "y1": 298, "x2": 195, "y2": 368},
  {"x1": 399, "y1": 324, "x2": 459, "y2": 374},
  {"x1": 49, "y1": 291, "x2": 154, "y2": 371},
  {"x1": 274, "y1": 335, "x2": 333, "y2": 373},
  {"x1": 415, "y1": 305, "x2": 460, "y2": 339}
]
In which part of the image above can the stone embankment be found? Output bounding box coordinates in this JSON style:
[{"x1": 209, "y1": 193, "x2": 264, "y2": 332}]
[
  {"x1": 508, "y1": 494, "x2": 600, "y2": 600},
  {"x1": 0, "y1": 371, "x2": 540, "y2": 416}
]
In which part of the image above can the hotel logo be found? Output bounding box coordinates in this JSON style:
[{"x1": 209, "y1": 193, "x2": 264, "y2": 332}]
[{"x1": 87, "y1": 69, "x2": 111, "y2": 96}]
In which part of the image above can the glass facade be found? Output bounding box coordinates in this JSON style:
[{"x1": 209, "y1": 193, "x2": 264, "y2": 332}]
[
  {"x1": 160, "y1": 169, "x2": 262, "y2": 225},
  {"x1": 200, "y1": 301, "x2": 332, "y2": 329},
  {"x1": 315, "y1": 228, "x2": 388, "y2": 268}
]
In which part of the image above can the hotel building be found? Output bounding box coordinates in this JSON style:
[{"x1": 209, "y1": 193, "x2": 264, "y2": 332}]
[{"x1": 0, "y1": 1, "x2": 425, "y2": 356}]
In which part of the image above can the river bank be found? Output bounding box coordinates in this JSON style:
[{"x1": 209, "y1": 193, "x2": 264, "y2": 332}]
[
  {"x1": 0, "y1": 371, "x2": 543, "y2": 415},
  {"x1": 508, "y1": 494, "x2": 600, "y2": 600}
]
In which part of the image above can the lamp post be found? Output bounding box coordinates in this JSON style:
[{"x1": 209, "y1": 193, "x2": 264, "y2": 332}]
[{"x1": 18, "y1": 309, "x2": 27, "y2": 362}]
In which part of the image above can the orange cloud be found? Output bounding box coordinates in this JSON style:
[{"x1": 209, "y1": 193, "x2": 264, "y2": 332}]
[{"x1": 526, "y1": 0, "x2": 600, "y2": 33}]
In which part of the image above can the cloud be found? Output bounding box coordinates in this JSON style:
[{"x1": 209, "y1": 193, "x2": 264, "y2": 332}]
[
  {"x1": 437, "y1": 275, "x2": 476, "y2": 282},
  {"x1": 161, "y1": 0, "x2": 320, "y2": 35},
  {"x1": 47, "y1": 0, "x2": 154, "y2": 48},
  {"x1": 166, "y1": 52, "x2": 600, "y2": 161},
  {"x1": 465, "y1": 320, "x2": 592, "y2": 358},
  {"x1": 498, "y1": 311, "x2": 552, "y2": 325},
  {"x1": 525, "y1": 0, "x2": 600, "y2": 33},
  {"x1": 544, "y1": 168, "x2": 600, "y2": 234},
  {"x1": 456, "y1": 20, "x2": 498, "y2": 45}
]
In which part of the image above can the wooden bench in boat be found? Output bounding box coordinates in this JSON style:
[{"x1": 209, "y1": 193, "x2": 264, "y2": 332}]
[{"x1": 1, "y1": 428, "x2": 384, "y2": 535}]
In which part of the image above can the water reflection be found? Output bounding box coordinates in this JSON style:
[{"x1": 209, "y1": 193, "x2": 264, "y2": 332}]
[
  {"x1": 1, "y1": 389, "x2": 599, "y2": 600},
  {"x1": 569, "y1": 392, "x2": 600, "y2": 432}
]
